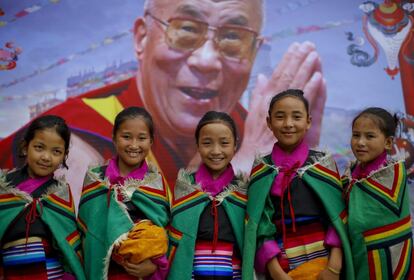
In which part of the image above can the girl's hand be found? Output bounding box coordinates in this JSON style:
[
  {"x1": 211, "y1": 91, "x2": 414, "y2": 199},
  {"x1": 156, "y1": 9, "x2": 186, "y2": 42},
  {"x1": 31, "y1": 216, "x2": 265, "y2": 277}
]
[
  {"x1": 123, "y1": 259, "x2": 157, "y2": 278},
  {"x1": 267, "y1": 257, "x2": 293, "y2": 280},
  {"x1": 318, "y1": 268, "x2": 340, "y2": 280},
  {"x1": 319, "y1": 247, "x2": 342, "y2": 280}
]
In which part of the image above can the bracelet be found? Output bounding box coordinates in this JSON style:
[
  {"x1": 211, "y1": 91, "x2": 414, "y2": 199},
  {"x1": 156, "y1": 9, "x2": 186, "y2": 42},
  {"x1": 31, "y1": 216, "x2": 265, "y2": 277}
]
[{"x1": 327, "y1": 265, "x2": 341, "y2": 275}]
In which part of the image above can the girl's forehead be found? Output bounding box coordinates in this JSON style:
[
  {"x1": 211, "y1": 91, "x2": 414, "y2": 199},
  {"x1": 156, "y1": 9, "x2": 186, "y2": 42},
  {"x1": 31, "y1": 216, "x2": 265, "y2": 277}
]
[
  {"x1": 33, "y1": 127, "x2": 58, "y2": 137},
  {"x1": 198, "y1": 122, "x2": 236, "y2": 142},
  {"x1": 272, "y1": 96, "x2": 306, "y2": 111},
  {"x1": 353, "y1": 116, "x2": 382, "y2": 130},
  {"x1": 201, "y1": 122, "x2": 233, "y2": 133},
  {"x1": 119, "y1": 117, "x2": 149, "y2": 129},
  {"x1": 31, "y1": 128, "x2": 66, "y2": 145},
  {"x1": 354, "y1": 115, "x2": 377, "y2": 124}
]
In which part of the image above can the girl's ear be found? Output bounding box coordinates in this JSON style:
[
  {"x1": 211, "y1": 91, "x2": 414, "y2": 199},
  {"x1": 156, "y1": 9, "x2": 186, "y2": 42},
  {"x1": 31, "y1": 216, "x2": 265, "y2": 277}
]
[
  {"x1": 61, "y1": 153, "x2": 68, "y2": 168},
  {"x1": 266, "y1": 116, "x2": 271, "y2": 130},
  {"x1": 306, "y1": 115, "x2": 312, "y2": 131},
  {"x1": 20, "y1": 141, "x2": 28, "y2": 156},
  {"x1": 385, "y1": 136, "x2": 393, "y2": 151}
]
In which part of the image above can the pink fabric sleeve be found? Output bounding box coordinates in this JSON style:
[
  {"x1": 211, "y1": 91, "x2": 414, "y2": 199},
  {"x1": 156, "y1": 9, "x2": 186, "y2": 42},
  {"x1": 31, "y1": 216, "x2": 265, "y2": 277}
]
[
  {"x1": 324, "y1": 226, "x2": 342, "y2": 248},
  {"x1": 254, "y1": 240, "x2": 281, "y2": 273},
  {"x1": 145, "y1": 255, "x2": 169, "y2": 280}
]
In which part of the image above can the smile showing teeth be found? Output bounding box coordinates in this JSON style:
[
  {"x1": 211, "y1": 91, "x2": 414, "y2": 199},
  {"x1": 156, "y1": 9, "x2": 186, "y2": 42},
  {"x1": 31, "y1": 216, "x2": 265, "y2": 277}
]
[
  {"x1": 127, "y1": 151, "x2": 140, "y2": 157},
  {"x1": 180, "y1": 87, "x2": 218, "y2": 100},
  {"x1": 210, "y1": 158, "x2": 223, "y2": 162}
]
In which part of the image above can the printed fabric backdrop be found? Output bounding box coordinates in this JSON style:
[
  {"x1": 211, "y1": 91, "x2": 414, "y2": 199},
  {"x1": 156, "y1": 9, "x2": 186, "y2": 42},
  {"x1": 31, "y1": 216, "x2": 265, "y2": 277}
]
[{"x1": 0, "y1": 0, "x2": 413, "y2": 228}]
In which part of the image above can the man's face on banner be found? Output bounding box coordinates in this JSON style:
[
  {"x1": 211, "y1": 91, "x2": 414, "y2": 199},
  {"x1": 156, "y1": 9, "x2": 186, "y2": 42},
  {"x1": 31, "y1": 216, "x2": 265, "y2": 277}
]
[{"x1": 135, "y1": 0, "x2": 262, "y2": 136}]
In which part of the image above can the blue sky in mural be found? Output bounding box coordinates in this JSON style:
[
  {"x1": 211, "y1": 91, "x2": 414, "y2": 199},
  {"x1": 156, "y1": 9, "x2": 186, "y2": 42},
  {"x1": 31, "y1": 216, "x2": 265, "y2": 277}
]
[{"x1": 0, "y1": 0, "x2": 405, "y2": 140}]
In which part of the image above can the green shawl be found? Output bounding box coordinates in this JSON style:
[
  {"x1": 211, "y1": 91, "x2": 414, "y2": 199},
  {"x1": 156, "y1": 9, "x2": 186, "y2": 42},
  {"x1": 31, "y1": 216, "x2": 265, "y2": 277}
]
[
  {"x1": 242, "y1": 152, "x2": 354, "y2": 280},
  {"x1": 343, "y1": 160, "x2": 412, "y2": 279},
  {"x1": 78, "y1": 164, "x2": 170, "y2": 280},
  {"x1": 167, "y1": 169, "x2": 248, "y2": 279},
  {"x1": 0, "y1": 170, "x2": 85, "y2": 280}
]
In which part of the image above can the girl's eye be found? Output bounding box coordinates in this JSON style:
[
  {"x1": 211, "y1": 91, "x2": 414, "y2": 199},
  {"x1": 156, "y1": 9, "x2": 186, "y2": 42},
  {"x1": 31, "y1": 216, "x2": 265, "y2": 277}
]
[
  {"x1": 34, "y1": 145, "x2": 43, "y2": 151},
  {"x1": 53, "y1": 150, "x2": 63, "y2": 156}
]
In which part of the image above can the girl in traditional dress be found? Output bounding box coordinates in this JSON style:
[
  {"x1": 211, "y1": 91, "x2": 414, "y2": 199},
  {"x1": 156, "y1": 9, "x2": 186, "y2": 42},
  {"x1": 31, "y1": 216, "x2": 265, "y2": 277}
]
[
  {"x1": 78, "y1": 107, "x2": 169, "y2": 280},
  {"x1": 243, "y1": 89, "x2": 354, "y2": 280},
  {"x1": 343, "y1": 107, "x2": 412, "y2": 279},
  {"x1": 0, "y1": 115, "x2": 85, "y2": 280},
  {"x1": 167, "y1": 111, "x2": 248, "y2": 279}
]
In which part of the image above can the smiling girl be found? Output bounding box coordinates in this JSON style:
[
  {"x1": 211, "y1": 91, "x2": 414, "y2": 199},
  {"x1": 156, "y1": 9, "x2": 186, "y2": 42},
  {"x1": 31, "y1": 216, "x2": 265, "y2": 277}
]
[
  {"x1": 167, "y1": 111, "x2": 248, "y2": 279},
  {"x1": 343, "y1": 107, "x2": 412, "y2": 279},
  {"x1": 78, "y1": 107, "x2": 169, "y2": 280},
  {"x1": 0, "y1": 115, "x2": 85, "y2": 280},
  {"x1": 243, "y1": 89, "x2": 353, "y2": 280}
]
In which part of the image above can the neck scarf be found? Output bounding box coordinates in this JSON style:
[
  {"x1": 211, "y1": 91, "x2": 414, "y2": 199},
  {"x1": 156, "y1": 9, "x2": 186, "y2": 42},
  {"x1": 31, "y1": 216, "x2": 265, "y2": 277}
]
[
  {"x1": 352, "y1": 150, "x2": 387, "y2": 180},
  {"x1": 271, "y1": 141, "x2": 309, "y2": 196},
  {"x1": 16, "y1": 170, "x2": 52, "y2": 194},
  {"x1": 105, "y1": 157, "x2": 148, "y2": 185},
  {"x1": 195, "y1": 163, "x2": 234, "y2": 197}
]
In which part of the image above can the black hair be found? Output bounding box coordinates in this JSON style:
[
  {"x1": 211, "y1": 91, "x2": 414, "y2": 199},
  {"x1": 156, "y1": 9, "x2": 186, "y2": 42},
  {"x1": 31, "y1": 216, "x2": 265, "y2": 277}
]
[
  {"x1": 352, "y1": 107, "x2": 398, "y2": 138},
  {"x1": 195, "y1": 111, "x2": 238, "y2": 146},
  {"x1": 113, "y1": 107, "x2": 154, "y2": 140},
  {"x1": 20, "y1": 115, "x2": 71, "y2": 168},
  {"x1": 268, "y1": 89, "x2": 310, "y2": 117}
]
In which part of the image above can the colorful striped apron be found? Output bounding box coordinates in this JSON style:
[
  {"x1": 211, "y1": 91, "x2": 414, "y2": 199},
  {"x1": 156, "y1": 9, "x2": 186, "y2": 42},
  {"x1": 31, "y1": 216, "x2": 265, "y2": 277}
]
[
  {"x1": 2, "y1": 237, "x2": 64, "y2": 280},
  {"x1": 275, "y1": 220, "x2": 329, "y2": 272},
  {"x1": 192, "y1": 240, "x2": 241, "y2": 279}
]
